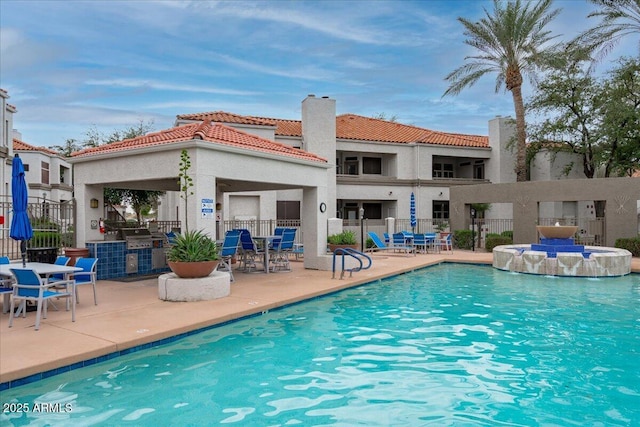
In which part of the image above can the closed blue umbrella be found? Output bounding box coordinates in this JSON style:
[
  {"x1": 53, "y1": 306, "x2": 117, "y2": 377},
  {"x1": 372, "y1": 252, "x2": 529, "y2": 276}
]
[
  {"x1": 410, "y1": 192, "x2": 417, "y2": 233},
  {"x1": 10, "y1": 154, "x2": 33, "y2": 267}
]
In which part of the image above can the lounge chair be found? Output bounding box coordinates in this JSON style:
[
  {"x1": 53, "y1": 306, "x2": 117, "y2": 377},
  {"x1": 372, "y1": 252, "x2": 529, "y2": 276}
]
[{"x1": 367, "y1": 232, "x2": 414, "y2": 255}]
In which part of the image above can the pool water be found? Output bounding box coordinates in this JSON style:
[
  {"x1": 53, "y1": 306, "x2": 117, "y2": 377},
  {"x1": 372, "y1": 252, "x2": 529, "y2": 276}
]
[{"x1": 2, "y1": 264, "x2": 639, "y2": 426}]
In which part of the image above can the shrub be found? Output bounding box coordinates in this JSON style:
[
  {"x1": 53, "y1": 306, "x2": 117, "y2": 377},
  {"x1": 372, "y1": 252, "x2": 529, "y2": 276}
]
[
  {"x1": 366, "y1": 237, "x2": 374, "y2": 249},
  {"x1": 453, "y1": 229, "x2": 474, "y2": 250},
  {"x1": 501, "y1": 230, "x2": 513, "y2": 239},
  {"x1": 615, "y1": 236, "x2": 640, "y2": 257},
  {"x1": 29, "y1": 231, "x2": 61, "y2": 248},
  {"x1": 327, "y1": 230, "x2": 357, "y2": 245},
  {"x1": 486, "y1": 236, "x2": 513, "y2": 252}
]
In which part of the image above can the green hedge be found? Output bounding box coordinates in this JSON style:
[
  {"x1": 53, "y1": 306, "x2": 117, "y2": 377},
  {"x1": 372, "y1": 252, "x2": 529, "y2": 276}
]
[
  {"x1": 486, "y1": 236, "x2": 513, "y2": 252},
  {"x1": 29, "y1": 231, "x2": 61, "y2": 248},
  {"x1": 615, "y1": 236, "x2": 640, "y2": 257},
  {"x1": 453, "y1": 229, "x2": 474, "y2": 250}
]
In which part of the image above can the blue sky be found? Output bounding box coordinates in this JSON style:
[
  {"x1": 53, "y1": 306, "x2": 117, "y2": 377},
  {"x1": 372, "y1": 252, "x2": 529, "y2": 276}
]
[{"x1": 0, "y1": 0, "x2": 636, "y2": 148}]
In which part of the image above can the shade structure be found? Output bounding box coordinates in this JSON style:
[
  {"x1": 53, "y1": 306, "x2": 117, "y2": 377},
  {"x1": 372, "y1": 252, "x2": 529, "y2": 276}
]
[
  {"x1": 410, "y1": 192, "x2": 417, "y2": 232},
  {"x1": 10, "y1": 154, "x2": 33, "y2": 267}
]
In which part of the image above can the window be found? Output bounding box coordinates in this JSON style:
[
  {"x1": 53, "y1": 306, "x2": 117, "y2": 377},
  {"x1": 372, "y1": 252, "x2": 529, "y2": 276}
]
[
  {"x1": 41, "y1": 161, "x2": 49, "y2": 185},
  {"x1": 362, "y1": 157, "x2": 382, "y2": 174},
  {"x1": 277, "y1": 201, "x2": 300, "y2": 220},
  {"x1": 433, "y1": 163, "x2": 454, "y2": 178},
  {"x1": 432, "y1": 201, "x2": 449, "y2": 219},
  {"x1": 362, "y1": 203, "x2": 382, "y2": 219},
  {"x1": 344, "y1": 157, "x2": 359, "y2": 175}
]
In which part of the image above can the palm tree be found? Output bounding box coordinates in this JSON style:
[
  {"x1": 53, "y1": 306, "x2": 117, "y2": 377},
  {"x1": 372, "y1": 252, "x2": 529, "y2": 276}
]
[
  {"x1": 443, "y1": 0, "x2": 561, "y2": 182},
  {"x1": 574, "y1": 0, "x2": 640, "y2": 61}
]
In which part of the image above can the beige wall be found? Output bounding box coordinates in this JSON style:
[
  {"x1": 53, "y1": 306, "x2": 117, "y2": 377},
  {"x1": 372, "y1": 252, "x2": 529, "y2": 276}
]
[{"x1": 450, "y1": 177, "x2": 640, "y2": 246}]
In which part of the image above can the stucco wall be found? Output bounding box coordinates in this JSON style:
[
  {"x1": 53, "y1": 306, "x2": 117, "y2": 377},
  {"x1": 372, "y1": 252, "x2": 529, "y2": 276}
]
[{"x1": 450, "y1": 177, "x2": 640, "y2": 246}]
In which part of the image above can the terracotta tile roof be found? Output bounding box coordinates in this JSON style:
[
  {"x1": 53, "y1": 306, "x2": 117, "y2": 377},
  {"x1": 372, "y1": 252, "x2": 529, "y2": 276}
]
[
  {"x1": 13, "y1": 138, "x2": 60, "y2": 156},
  {"x1": 177, "y1": 111, "x2": 275, "y2": 127},
  {"x1": 71, "y1": 122, "x2": 327, "y2": 163},
  {"x1": 177, "y1": 111, "x2": 488, "y2": 148}
]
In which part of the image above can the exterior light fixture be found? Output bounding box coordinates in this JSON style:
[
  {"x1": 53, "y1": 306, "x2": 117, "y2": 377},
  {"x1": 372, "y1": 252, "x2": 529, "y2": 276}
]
[{"x1": 90, "y1": 198, "x2": 99, "y2": 209}]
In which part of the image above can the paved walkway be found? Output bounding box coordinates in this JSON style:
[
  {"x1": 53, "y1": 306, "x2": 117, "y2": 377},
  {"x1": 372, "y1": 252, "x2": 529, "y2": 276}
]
[{"x1": 1, "y1": 251, "x2": 638, "y2": 386}]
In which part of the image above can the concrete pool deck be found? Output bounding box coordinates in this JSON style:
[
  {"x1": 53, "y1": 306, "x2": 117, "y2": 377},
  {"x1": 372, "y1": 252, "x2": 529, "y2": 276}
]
[{"x1": 1, "y1": 251, "x2": 638, "y2": 386}]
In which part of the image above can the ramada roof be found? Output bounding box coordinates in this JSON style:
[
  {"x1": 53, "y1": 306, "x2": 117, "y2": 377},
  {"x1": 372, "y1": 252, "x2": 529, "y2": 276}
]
[
  {"x1": 177, "y1": 111, "x2": 489, "y2": 148},
  {"x1": 13, "y1": 138, "x2": 60, "y2": 156},
  {"x1": 71, "y1": 121, "x2": 327, "y2": 163}
]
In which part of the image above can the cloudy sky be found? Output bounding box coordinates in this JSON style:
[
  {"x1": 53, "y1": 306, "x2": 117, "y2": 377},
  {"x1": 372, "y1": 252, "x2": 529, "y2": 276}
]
[{"x1": 0, "y1": 0, "x2": 636, "y2": 148}]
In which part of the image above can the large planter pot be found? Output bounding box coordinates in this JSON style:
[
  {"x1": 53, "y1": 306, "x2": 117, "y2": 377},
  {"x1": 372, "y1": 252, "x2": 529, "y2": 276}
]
[
  {"x1": 328, "y1": 244, "x2": 358, "y2": 253},
  {"x1": 167, "y1": 260, "x2": 217, "y2": 278}
]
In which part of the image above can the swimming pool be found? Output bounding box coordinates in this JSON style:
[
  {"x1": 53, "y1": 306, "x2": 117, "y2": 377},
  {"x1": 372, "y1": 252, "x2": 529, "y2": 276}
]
[{"x1": 2, "y1": 264, "x2": 639, "y2": 426}]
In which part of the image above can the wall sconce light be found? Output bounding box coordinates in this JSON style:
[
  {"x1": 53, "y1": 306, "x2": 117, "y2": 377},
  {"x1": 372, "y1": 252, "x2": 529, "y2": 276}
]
[
  {"x1": 90, "y1": 198, "x2": 99, "y2": 209},
  {"x1": 439, "y1": 192, "x2": 443, "y2": 196},
  {"x1": 388, "y1": 191, "x2": 393, "y2": 196}
]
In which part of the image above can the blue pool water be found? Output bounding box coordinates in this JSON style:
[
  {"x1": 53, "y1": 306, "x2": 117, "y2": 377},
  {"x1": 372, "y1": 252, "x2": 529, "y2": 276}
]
[{"x1": 1, "y1": 264, "x2": 639, "y2": 426}]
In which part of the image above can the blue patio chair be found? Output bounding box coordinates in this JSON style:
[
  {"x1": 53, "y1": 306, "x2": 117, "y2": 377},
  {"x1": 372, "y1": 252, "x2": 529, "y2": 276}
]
[
  {"x1": 383, "y1": 233, "x2": 390, "y2": 244},
  {"x1": 236, "y1": 229, "x2": 264, "y2": 273},
  {"x1": 216, "y1": 230, "x2": 241, "y2": 281},
  {"x1": 412, "y1": 233, "x2": 428, "y2": 253},
  {"x1": 437, "y1": 233, "x2": 453, "y2": 253},
  {"x1": 0, "y1": 256, "x2": 13, "y2": 314},
  {"x1": 8, "y1": 268, "x2": 75, "y2": 331},
  {"x1": 269, "y1": 229, "x2": 296, "y2": 272},
  {"x1": 73, "y1": 258, "x2": 99, "y2": 305},
  {"x1": 47, "y1": 256, "x2": 71, "y2": 283},
  {"x1": 425, "y1": 233, "x2": 438, "y2": 253},
  {"x1": 270, "y1": 227, "x2": 286, "y2": 250},
  {"x1": 392, "y1": 233, "x2": 416, "y2": 255}
]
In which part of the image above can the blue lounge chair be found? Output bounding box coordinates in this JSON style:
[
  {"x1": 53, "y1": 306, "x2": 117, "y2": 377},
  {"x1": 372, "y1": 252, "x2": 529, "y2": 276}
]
[{"x1": 367, "y1": 232, "x2": 414, "y2": 255}]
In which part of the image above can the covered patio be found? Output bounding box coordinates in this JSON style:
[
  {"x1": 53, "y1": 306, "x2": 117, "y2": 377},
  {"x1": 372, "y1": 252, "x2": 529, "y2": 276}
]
[{"x1": 69, "y1": 121, "x2": 337, "y2": 273}]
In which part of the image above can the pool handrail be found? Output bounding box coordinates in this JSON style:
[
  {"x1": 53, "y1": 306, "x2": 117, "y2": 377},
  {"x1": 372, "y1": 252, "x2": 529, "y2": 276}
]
[{"x1": 332, "y1": 247, "x2": 372, "y2": 279}]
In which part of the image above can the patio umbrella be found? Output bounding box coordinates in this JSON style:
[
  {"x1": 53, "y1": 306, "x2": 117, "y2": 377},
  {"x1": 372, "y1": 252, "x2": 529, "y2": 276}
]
[
  {"x1": 10, "y1": 154, "x2": 33, "y2": 267},
  {"x1": 410, "y1": 192, "x2": 417, "y2": 233}
]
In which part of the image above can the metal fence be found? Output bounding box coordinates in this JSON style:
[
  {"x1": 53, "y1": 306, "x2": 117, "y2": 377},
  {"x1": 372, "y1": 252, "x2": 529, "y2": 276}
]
[
  {"x1": 219, "y1": 219, "x2": 303, "y2": 244},
  {"x1": 0, "y1": 196, "x2": 76, "y2": 261}
]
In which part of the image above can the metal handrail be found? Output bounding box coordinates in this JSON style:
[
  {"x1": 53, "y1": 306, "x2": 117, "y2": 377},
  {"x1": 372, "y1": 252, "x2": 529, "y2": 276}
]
[{"x1": 332, "y1": 247, "x2": 372, "y2": 279}]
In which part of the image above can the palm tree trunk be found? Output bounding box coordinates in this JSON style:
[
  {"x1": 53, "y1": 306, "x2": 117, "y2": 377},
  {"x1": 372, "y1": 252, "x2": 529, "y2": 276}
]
[{"x1": 511, "y1": 85, "x2": 528, "y2": 182}]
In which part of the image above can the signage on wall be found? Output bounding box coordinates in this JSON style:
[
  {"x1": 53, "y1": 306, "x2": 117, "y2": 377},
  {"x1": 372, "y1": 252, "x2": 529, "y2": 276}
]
[{"x1": 201, "y1": 198, "x2": 214, "y2": 219}]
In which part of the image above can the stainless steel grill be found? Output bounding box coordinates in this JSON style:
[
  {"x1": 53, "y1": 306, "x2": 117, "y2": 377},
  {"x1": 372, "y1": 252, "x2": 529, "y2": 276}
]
[{"x1": 118, "y1": 228, "x2": 153, "y2": 250}]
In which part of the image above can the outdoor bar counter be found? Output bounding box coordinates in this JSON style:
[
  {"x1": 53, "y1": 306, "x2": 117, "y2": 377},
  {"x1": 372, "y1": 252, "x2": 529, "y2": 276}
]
[{"x1": 86, "y1": 238, "x2": 169, "y2": 280}]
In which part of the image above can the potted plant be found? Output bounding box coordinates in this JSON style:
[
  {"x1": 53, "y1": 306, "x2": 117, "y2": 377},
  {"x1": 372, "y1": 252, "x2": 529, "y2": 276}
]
[
  {"x1": 435, "y1": 221, "x2": 449, "y2": 237},
  {"x1": 167, "y1": 150, "x2": 219, "y2": 278},
  {"x1": 327, "y1": 230, "x2": 358, "y2": 252},
  {"x1": 166, "y1": 229, "x2": 218, "y2": 278}
]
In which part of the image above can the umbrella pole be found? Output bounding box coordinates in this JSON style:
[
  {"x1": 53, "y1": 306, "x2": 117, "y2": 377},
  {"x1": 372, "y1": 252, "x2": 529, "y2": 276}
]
[{"x1": 20, "y1": 240, "x2": 27, "y2": 267}]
